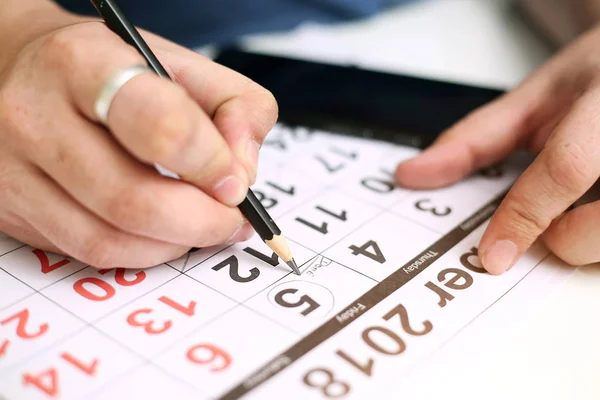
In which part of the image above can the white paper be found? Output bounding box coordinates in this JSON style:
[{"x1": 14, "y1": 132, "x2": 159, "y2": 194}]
[{"x1": 0, "y1": 124, "x2": 568, "y2": 400}]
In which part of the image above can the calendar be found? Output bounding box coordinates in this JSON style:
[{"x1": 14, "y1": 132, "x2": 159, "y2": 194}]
[{"x1": 0, "y1": 124, "x2": 549, "y2": 400}]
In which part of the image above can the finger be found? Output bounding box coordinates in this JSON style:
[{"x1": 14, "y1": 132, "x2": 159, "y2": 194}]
[
  {"x1": 103, "y1": 72, "x2": 249, "y2": 206},
  {"x1": 49, "y1": 24, "x2": 249, "y2": 207},
  {"x1": 394, "y1": 49, "x2": 575, "y2": 190},
  {"x1": 13, "y1": 164, "x2": 189, "y2": 269},
  {"x1": 143, "y1": 36, "x2": 278, "y2": 181},
  {"x1": 29, "y1": 103, "x2": 253, "y2": 249},
  {"x1": 478, "y1": 89, "x2": 600, "y2": 275},
  {"x1": 0, "y1": 214, "x2": 61, "y2": 254},
  {"x1": 543, "y1": 201, "x2": 600, "y2": 265}
]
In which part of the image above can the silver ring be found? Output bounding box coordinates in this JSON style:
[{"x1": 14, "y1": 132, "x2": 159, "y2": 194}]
[{"x1": 94, "y1": 64, "x2": 151, "y2": 124}]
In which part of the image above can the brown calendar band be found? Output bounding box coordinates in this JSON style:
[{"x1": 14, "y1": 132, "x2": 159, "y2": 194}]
[{"x1": 219, "y1": 190, "x2": 508, "y2": 400}]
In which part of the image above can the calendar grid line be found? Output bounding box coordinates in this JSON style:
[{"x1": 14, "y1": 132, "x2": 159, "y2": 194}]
[
  {"x1": 219, "y1": 190, "x2": 508, "y2": 399},
  {"x1": 168, "y1": 243, "x2": 234, "y2": 273},
  {"x1": 0, "y1": 243, "x2": 25, "y2": 258},
  {"x1": 397, "y1": 251, "x2": 551, "y2": 386},
  {"x1": 0, "y1": 126, "x2": 535, "y2": 400}
]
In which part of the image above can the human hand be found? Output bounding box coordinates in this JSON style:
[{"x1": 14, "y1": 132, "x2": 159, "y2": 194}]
[
  {"x1": 395, "y1": 25, "x2": 600, "y2": 274},
  {"x1": 0, "y1": 16, "x2": 277, "y2": 268}
]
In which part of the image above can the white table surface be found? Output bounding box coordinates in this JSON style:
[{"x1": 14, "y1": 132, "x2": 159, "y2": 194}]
[{"x1": 234, "y1": 0, "x2": 600, "y2": 398}]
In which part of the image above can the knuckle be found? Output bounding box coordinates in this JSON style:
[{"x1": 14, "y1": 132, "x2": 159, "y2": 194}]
[
  {"x1": 40, "y1": 28, "x2": 84, "y2": 69},
  {"x1": 544, "y1": 143, "x2": 590, "y2": 195},
  {"x1": 502, "y1": 196, "x2": 549, "y2": 238},
  {"x1": 105, "y1": 186, "x2": 156, "y2": 234}
]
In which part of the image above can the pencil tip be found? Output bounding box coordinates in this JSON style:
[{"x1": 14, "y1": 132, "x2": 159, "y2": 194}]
[{"x1": 286, "y1": 258, "x2": 301, "y2": 275}]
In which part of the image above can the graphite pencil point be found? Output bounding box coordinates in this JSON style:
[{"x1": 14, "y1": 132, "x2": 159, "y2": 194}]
[{"x1": 286, "y1": 258, "x2": 301, "y2": 275}]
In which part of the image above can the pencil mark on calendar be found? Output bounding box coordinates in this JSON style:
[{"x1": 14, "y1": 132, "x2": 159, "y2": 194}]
[
  {"x1": 220, "y1": 190, "x2": 508, "y2": 400},
  {"x1": 304, "y1": 255, "x2": 333, "y2": 277}
]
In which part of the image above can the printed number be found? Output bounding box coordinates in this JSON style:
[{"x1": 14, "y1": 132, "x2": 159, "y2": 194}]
[
  {"x1": 331, "y1": 304, "x2": 432, "y2": 379},
  {"x1": 360, "y1": 169, "x2": 396, "y2": 194},
  {"x1": 349, "y1": 240, "x2": 386, "y2": 264},
  {"x1": 73, "y1": 268, "x2": 146, "y2": 301},
  {"x1": 315, "y1": 147, "x2": 358, "y2": 173},
  {"x1": 296, "y1": 206, "x2": 348, "y2": 234},
  {"x1": 186, "y1": 344, "x2": 231, "y2": 372},
  {"x1": 1, "y1": 309, "x2": 48, "y2": 339},
  {"x1": 23, "y1": 353, "x2": 98, "y2": 398},
  {"x1": 212, "y1": 255, "x2": 260, "y2": 283},
  {"x1": 32, "y1": 249, "x2": 70, "y2": 274},
  {"x1": 212, "y1": 247, "x2": 280, "y2": 283},
  {"x1": 254, "y1": 181, "x2": 296, "y2": 210},
  {"x1": 274, "y1": 288, "x2": 320, "y2": 316},
  {"x1": 126, "y1": 296, "x2": 196, "y2": 335},
  {"x1": 414, "y1": 199, "x2": 451, "y2": 216},
  {"x1": 0, "y1": 309, "x2": 49, "y2": 357},
  {"x1": 303, "y1": 368, "x2": 351, "y2": 398},
  {"x1": 254, "y1": 190, "x2": 278, "y2": 209}
]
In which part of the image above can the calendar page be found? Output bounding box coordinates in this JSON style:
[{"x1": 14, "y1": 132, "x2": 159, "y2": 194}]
[{"x1": 0, "y1": 124, "x2": 549, "y2": 400}]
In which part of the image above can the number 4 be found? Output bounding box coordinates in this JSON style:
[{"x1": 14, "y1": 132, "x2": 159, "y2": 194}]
[{"x1": 349, "y1": 240, "x2": 386, "y2": 264}]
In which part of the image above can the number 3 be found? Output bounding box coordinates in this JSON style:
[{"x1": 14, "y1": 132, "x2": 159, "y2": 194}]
[{"x1": 414, "y1": 199, "x2": 451, "y2": 217}]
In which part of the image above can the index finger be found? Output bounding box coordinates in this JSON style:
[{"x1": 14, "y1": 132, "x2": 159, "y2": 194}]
[{"x1": 478, "y1": 89, "x2": 600, "y2": 274}]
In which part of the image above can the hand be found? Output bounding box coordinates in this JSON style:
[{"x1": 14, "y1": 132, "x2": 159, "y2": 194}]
[
  {"x1": 395, "y1": 25, "x2": 600, "y2": 274},
  {"x1": 0, "y1": 15, "x2": 277, "y2": 268}
]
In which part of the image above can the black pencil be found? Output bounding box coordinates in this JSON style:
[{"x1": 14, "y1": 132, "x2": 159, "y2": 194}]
[{"x1": 89, "y1": 0, "x2": 300, "y2": 275}]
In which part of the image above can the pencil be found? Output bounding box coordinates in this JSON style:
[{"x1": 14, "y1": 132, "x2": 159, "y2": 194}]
[{"x1": 89, "y1": 0, "x2": 300, "y2": 275}]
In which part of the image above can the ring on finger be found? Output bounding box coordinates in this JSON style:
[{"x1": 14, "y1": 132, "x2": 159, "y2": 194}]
[{"x1": 94, "y1": 64, "x2": 152, "y2": 125}]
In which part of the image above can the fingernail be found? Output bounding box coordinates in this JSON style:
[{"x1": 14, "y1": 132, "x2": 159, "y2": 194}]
[
  {"x1": 213, "y1": 175, "x2": 248, "y2": 206},
  {"x1": 246, "y1": 139, "x2": 260, "y2": 176},
  {"x1": 228, "y1": 223, "x2": 255, "y2": 243},
  {"x1": 482, "y1": 240, "x2": 518, "y2": 275}
]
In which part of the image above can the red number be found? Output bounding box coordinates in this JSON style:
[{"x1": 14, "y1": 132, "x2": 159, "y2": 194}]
[
  {"x1": 126, "y1": 309, "x2": 172, "y2": 335},
  {"x1": 126, "y1": 296, "x2": 196, "y2": 335},
  {"x1": 22, "y1": 353, "x2": 98, "y2": 398},
  {"x1": 1, "y1": 309, "x2": 49, "y2": 339},
  {"x1": 23, "y1": 368, "x2": 58, "y2": 397},
  {"x1": 73, "y1": 278, "x2": 116, "y2": 301},
  {"x1": 186, "y1": 344, "x2": 231, "y2": 372},
  {"x1": 61, "y1": 352, "x2": 98, "y2": 376},
  {"x1": 99, "y1": 268, "x2": 146, "y2": 286},
  {"x1": 74, "y1": 268, "x2": 146, "y2": 302},
  {"x1": 0, "y1": 340, "x2": 9, "y2": 356},
  {"x1": 158, "y1": 296, "x2": 196, "y2": 316},
  {"x1": 32, "y1": 249, "x2": 70, "y2": 274}
]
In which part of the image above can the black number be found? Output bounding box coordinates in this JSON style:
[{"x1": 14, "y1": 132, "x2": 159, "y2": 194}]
[
  {"x1": 243, "y1": 247, "x2": 279, "y2": 266},
  {"x1": 414, "y1": 198, "x2": 451, "y2": 216},
  {"x1": 316, "y1": 206, "x2": 347, "y2": 221},
  {"x1": 295, "y1": 206, "x2": 348, "y2": 234},
  {"x1": 266, "y1": 181, "x2": 295, "y2": 196},
  {"x1": 315, "y1": 147, "x2": 358, "y2": 174},
  {"x1": 212, "y1": 255, "x2": 260, "y2": 283},
  {"x1": 360, "y1": 169, "x2": 395, "y2": 194},
  {"x1": 253, "y1": 190, "x2": 278, "y2": 209},
  {"x1": 349, "y1": 240, "x2": 386, "y2": 264},
  {"x1": 303, "y1": 368, "x2": 351, "y2": 398},
  {"x1": 315, "y1": 155, "x2": 345, "y2": 173},
  {"x1": 296, "y1": 218, "x2": 328, "y2": 234},
  {"x1": 274, "y1": 288, "x2": 320, "y2": 316}
]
